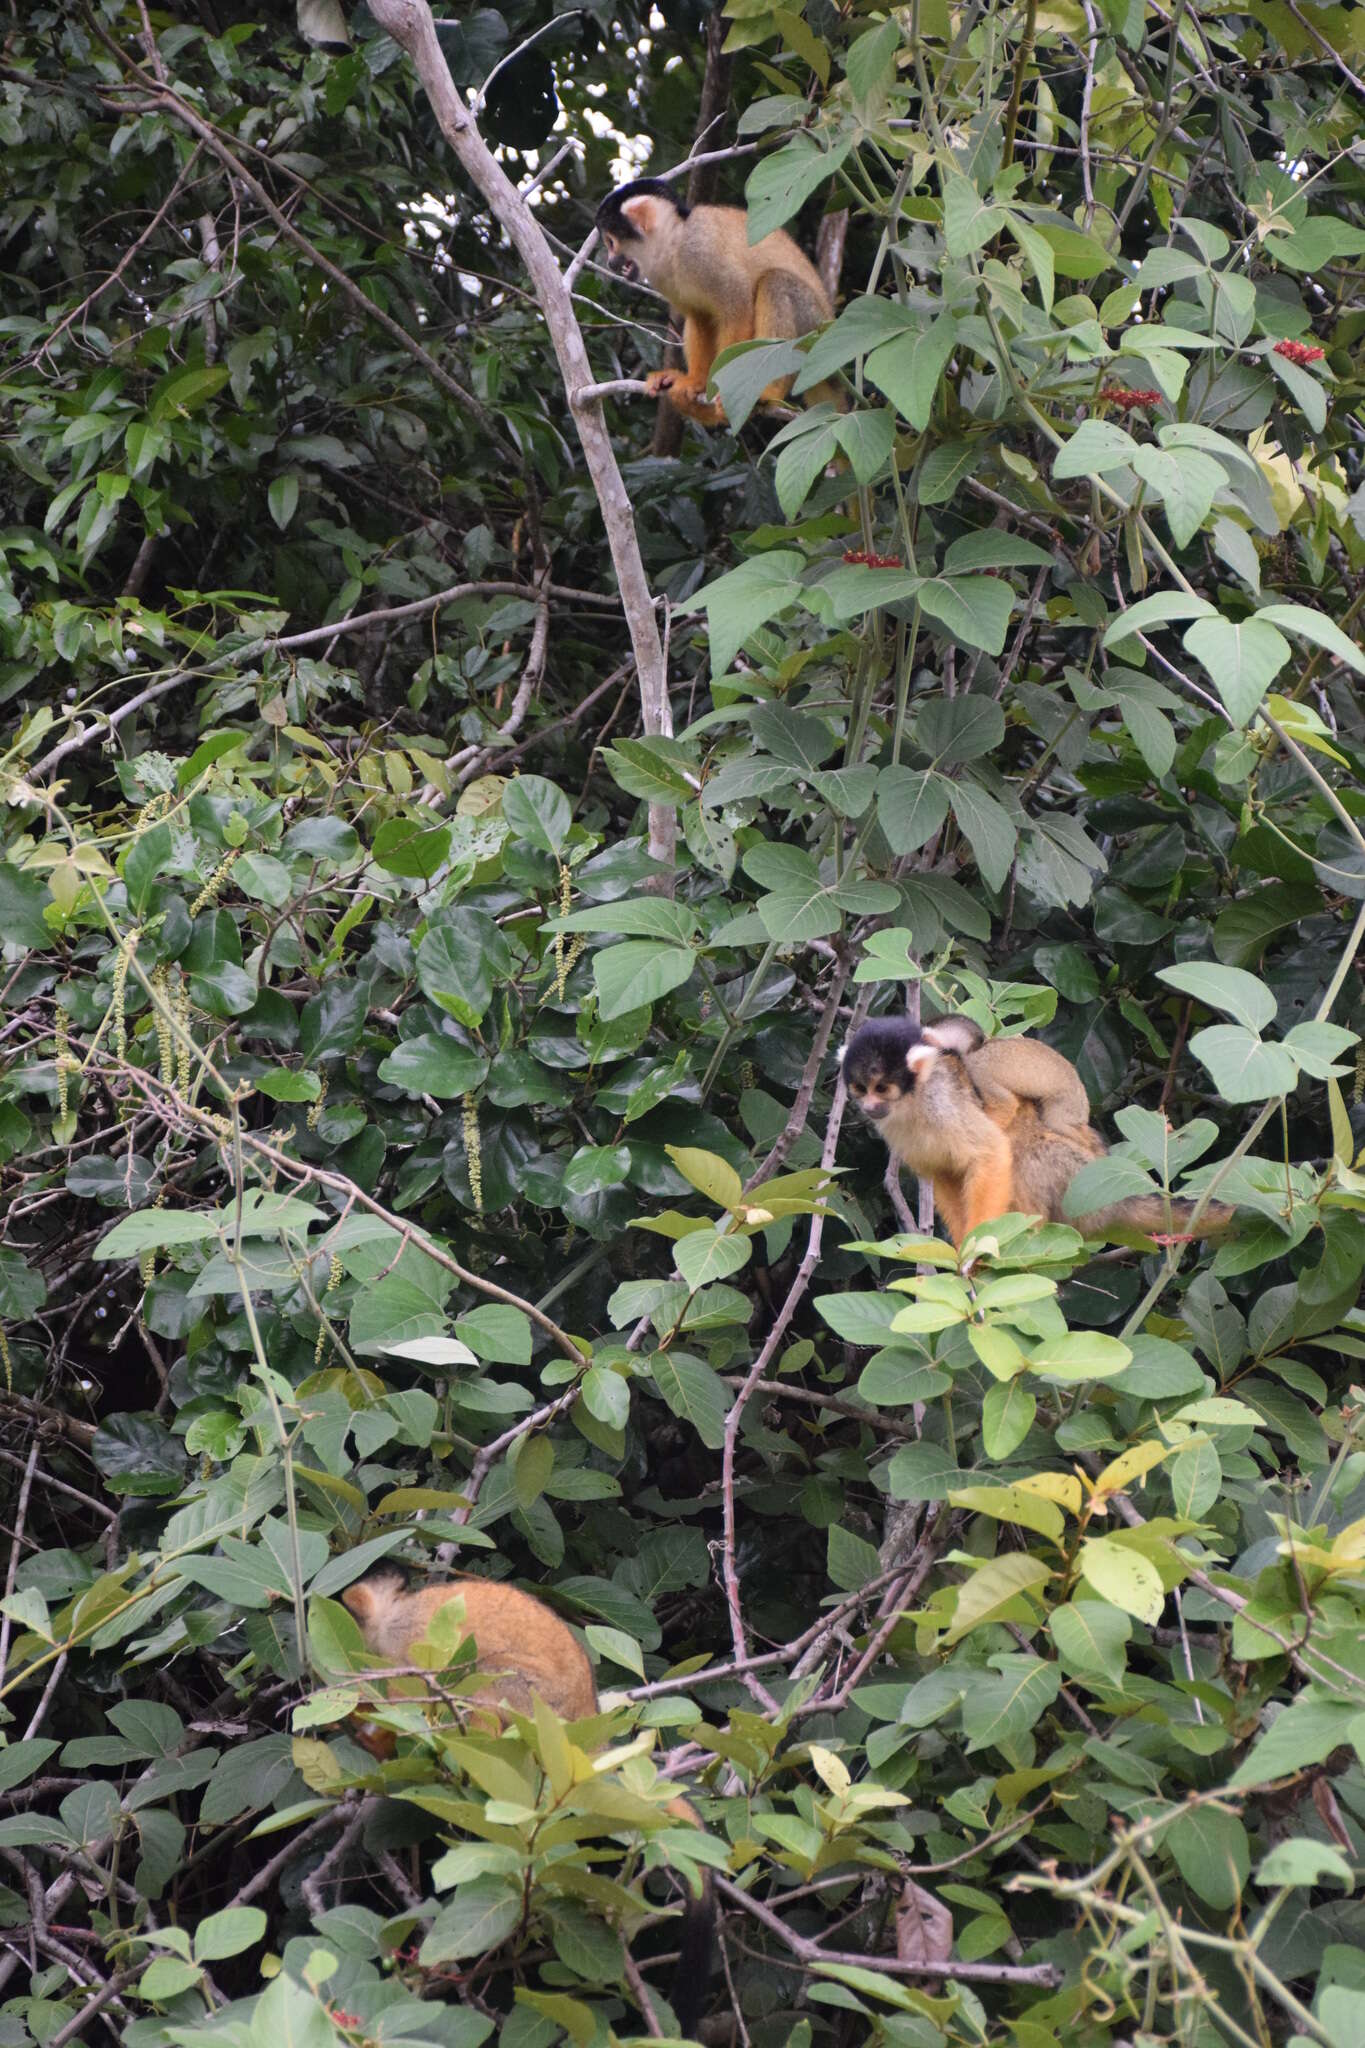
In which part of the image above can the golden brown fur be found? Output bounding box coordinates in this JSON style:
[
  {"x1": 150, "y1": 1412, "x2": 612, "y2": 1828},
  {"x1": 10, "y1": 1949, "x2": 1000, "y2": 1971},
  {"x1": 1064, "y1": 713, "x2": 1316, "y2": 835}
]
[
  {"x1": 342, "y1": 1568, "x2": 596, "y2": 1721},
  {"x1": 842, "y1": 1015, "x2": 1232, "y2": 1245},
  {"x1": 339, "y1": 1566, "x2": 713, "y2": 2030},
  {"x1": 596, "y1": 179, "x2": 837, "y2": 425}
]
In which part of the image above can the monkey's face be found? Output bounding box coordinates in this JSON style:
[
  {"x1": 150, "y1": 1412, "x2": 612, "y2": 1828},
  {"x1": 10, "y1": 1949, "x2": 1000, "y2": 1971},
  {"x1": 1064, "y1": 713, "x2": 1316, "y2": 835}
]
[
  {"x1": 842, "y1": 1054, "x2": 911, "y2": 1124},
  {"x1": 840, "y1": 1021, "x2": 940, "y2": 1125},
  {"x1": 598, "y1": 227, "x2": 640, "y2": 283}
]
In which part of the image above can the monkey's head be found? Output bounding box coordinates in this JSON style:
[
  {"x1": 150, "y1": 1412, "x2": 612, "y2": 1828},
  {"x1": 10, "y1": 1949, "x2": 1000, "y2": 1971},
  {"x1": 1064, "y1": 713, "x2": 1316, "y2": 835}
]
[
  {"x1": 595, "y1": 178, "x2": 687, "y2": 284},
  {"x1": 838, "y1": 1014, "x2": 985, "y2": 1122},
  {"x1": 340, "y1": 1565, "x2": 410, "y2": 1636}
]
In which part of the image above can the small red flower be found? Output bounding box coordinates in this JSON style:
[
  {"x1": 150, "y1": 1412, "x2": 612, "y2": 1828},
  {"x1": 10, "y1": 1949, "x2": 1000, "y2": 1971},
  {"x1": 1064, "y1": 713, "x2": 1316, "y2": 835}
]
[
  {"x1": 1099, "y1": 385, "x2": 1162, "y2": 411},
  {"x1": 329, "y1": 2012, "x2": 364, "y2": 2030},
  {"x1": 841, "y1": 549, "x2": 904, "y2": 569},
  {"x1": 1273, "y1": 337, "x2": 1326, "y2": 365}
]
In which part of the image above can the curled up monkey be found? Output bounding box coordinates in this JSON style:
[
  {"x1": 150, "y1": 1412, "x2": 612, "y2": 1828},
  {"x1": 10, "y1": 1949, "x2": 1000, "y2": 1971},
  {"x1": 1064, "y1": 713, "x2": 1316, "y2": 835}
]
[
  {"x1": 334, "y1": 1567, "x2": 715, "y2": 2034},
  {"x1": 840, "y1": 1014, "x2": 1235, "y2": 1247}
]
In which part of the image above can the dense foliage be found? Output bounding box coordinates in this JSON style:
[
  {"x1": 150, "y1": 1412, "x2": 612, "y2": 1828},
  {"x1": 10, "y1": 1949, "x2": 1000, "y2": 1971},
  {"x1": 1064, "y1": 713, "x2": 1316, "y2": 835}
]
[{"x1": 3, "y1": 0, "x2": 1365, "y2": 2044}]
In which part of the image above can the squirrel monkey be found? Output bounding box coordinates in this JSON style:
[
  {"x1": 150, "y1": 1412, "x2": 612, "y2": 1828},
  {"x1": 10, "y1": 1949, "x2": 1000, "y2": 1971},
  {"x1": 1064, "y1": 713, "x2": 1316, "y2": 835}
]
[
  {"x1": 595, "y1": 178, "x2": 838, "y2": 425},
  {"x1": 840, "y1": 1015, "x2": 1232, "y2": 1245},
  {"x1": 340, "y1": 1568, "x2": 714, "y2": 2032},
  {"x1": 342, "y1": 1568, "x2": 597, "y2": 1721}
]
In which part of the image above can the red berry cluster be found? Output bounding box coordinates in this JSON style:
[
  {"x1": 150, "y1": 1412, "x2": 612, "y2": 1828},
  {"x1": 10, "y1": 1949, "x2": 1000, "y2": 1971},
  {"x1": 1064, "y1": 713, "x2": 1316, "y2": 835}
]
[
  {"x1": 1099, "y1": 385, "x2": 1162, "y2": 410},
  {"x1": 842, "y1": 549, "x2": 904, "y2": 568},
  {"x1": 1273, "y1": 337, "x2": 1326, "y2": 364}
]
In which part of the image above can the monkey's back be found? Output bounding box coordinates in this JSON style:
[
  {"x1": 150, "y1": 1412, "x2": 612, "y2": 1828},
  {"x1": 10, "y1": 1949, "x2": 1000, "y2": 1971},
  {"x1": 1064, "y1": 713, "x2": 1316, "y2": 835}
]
[
  {"x1": 345, "y1": 1573, "x2": 597, "y2": 1721},
  {"x1": 675, "y1": 205, "x2": 832, "y2": 325},
  {"x1": 967, "y1": 1035, "x2": 1096, "y2": 1140}
]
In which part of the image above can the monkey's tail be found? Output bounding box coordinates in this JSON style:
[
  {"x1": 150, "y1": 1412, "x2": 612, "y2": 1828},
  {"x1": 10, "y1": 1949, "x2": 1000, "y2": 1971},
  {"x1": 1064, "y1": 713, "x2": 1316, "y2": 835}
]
[
  {"x1": 669, "y1": 1874, "x2": 716, "y2": 2040},
  {"x1": 660, "y1": 1792, "x2": 715, "y2": 2039},
  {"x1": 1077, "y1": 1195, "x2": 1236, "y2": 1239}
]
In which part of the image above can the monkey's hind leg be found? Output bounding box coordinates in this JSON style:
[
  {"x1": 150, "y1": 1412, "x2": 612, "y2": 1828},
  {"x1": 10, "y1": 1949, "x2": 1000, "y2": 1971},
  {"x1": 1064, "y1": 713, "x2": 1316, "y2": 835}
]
[
  {"x1": 752, "y1": 271, "x2": 836, "y2": 409},
  {"x1": 953, "y1": 1138, "x2": 1016, "y2": 1247}
]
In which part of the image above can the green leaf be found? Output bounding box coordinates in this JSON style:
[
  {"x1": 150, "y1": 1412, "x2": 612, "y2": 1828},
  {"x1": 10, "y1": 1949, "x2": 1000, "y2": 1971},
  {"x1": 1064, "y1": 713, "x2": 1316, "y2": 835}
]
[
  {"x1": 864, "y1": 314, "x2": 959, "y2": 430},
  {"x1": 193, "y1": 1906, "x2": 267, "y2": 1962},
  {"x1": 674, "y1": 1227, "x2": 751, "y2": 1290},
  {"x1": 942, "y1": 531, "x2": 1053, "y2": 574},
  {"x1": 415, "y1": 913, "x2": 501, "y2": 1029},
  {"x1": 961, "y1": 1655, "x2": 1061, "y2": 1752},
  {"x1": 947, "y1": 781, "x2": 1016, "y2": 890},
  {"x1": 1102, "y1": 591, "x2": 1216, "y2": 647},
  {"x1": 267, "y1": 474, "x2": 299, "y2": 529},
  {"x1": 1187, "y1": 1025, "x2": 1299, "y2": 1103},
  {"x1": 1254, "y1": 601, "x2": 1365, "y2": 677},
  {"x1": 454, "y1": 1305, "x2": 533, "y2": 1365},
  {"x1": 1049, "y1": 1599, "x2": 1130, "y2": 1687},
  {"x1": 942, "y1": 173, "x2": 1009, "y2": 257},
  {"x1": 421, "y1": 1879, "x2": 524, "y2": 1963},
  {"x1": 883, "y1": 1441, "x2": 965, "y2": 1502},
  {"x1": 503, "y1": 775, "x2": 571, "y2": 855},
  {"x1": 918, "y1": 575, "x2": 1014, "y2": 655},
  {"x1": 916, "y1": 695, "x2": 1005, "y2": 766},
  {"x1": 1131, "y1": 446, "x2": 1224, "y2": 547},
  {"x1": 1076, "y1": 1537, "x2": 1164, "y2": 1622},
  {"x1": 592, "y1": 941, "x2": 695, "y2": 1020},
  {"x1": 580, "y1": 1362, "x2": 630, "y2": 1430},
  {"x1": 1168, "y1": 1439, "x2": 1222, "y2": 1519},
  {"x1": 1255, "y1": 1837, "x2": 1352, "y2": 1890},
  {"x1": 814, "y1": 1294, "x2": 907, "y2": 1345},
  {"x1": 377, "y1": 1036, "x2": 489, "y2": 1099},
  {"x1": 689, "y1": 551, "x2": 806, "y2": 676},
  {"x1": 980, "y1": 1379, "x2": 1035, "y2": 1459},
  {"x1": 0, "y1": 1246, "x2": 47, "y2": 1318},
  {"x1": 1266, "y1": 346, "x2": 1326, "y2": 430},
  {"x1": 140, "y1": 1957, "x2": 203, "y2": 2001},
  {"x1": 1165, "y1": 1806, "x2": 1249, "y2": 1910},
  {"x1": 1182, "y1": 615, "x2": 1291, "y2": 725},
  {"x1": 1052, "y1": 419, "x2": 1140, "y2": 480},
  {"x1": 650, "y1": 1349, "x2": 731, "y2": 1448},
  {"x1": 551, "y1": 899, "x2": 698, "y2": 944},
  {"x1": 1226, "y1": 1697, "x2": 1361, "y2": 1789},
  {"x1": 562, "y1": 1145, "x2": 631, "y2": 1198},
  {"x1": 1031, "y1": 1327, "x2": 1129, "y2": 1376},
  {"x1": 0, "y1": 864, "x2": 53, "y2": 948},
  {"x1": 603, "y1": 737, "x2": 699, "y2": 803},
  {"x1": 876, "y1": 767, "x2": 950, "y2": 854},
  {"x1": 743, "y1": 131, "x2": 853, "y2": 239},
  {"x1": 666, "y1": 1147, "x2": 743, "y2": 1210},
  {"x1": 1283, "y1": 1018, "x2": 1357, "y2": 1079},
  {"x1": 1157, "y1": 962, "x2": 1277, "y2": 1032},
  {"x1": 124, "y1": 822, "x2": 173, "y2": 914},
  {"x1": 372, "y1": 817, "x2": 452, "y2": 880}
]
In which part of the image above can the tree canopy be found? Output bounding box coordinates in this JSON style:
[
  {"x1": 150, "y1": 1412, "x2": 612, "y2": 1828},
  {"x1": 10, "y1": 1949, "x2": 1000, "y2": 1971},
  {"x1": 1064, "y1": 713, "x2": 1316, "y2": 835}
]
[{"x1": 3, "y1": 0, "x2": 1365, "y2": 2044}]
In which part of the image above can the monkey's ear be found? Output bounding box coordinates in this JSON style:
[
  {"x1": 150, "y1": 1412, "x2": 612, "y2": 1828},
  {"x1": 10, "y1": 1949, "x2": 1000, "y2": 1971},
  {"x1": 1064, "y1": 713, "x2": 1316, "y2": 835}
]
[
  {"x1": 620, "y1": 194, "x2": 669, "y2": 235},
  {"x1": 341, "y1": 1583, "x2": 375, "y2": 1623},
  {"x1": 923, "y1": 1015, "x2": 985, "y2": 1056},
  {"x1": 905, "y1": 1042, "x2": 939, "y2": 1074}
]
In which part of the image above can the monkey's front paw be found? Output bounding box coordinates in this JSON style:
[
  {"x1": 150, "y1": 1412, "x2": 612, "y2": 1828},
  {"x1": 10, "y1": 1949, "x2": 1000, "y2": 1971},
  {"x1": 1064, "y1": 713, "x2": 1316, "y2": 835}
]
[{"x1": 645, "y1": 370, "x2": 681, "y2": 395}]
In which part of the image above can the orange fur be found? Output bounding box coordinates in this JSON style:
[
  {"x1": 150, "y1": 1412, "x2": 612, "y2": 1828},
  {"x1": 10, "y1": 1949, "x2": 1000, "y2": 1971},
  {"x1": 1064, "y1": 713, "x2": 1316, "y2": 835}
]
[{"x1": 341, "y1": 1569, "x2": 596, "y2": 1722}]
